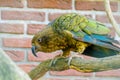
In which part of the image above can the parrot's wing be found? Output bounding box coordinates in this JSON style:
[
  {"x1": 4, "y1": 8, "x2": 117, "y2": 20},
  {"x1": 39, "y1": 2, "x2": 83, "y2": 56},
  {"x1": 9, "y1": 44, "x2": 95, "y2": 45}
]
[
  {"x1": 51, "y1": 13, "x2": 120, "y2": 57},
  {"x1": 71, "y1": 30, "x2": 120, "y2": 52},
  {"x1": 70, "y1": 30, "x2": 120, "y2": 58},
  {"x1": 68, "y1": 17, "x2": 120, "y2": 52}
]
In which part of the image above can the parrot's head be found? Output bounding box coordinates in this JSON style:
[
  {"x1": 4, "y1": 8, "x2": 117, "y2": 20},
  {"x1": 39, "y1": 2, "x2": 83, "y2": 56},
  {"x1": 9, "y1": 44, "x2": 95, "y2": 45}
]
[
  {"x1": 31, "y1": 26, "x2": 53, "y2": 57},
  {"x1": 31, "y1": 26, "x2": 67, "y2": 57}
]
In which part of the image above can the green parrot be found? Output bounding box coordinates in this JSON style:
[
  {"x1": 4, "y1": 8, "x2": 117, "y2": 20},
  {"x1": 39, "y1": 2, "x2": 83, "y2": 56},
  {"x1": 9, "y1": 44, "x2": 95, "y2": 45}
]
[{"x1": 31, "y1": 13, "x2": 120, "y2": 60}]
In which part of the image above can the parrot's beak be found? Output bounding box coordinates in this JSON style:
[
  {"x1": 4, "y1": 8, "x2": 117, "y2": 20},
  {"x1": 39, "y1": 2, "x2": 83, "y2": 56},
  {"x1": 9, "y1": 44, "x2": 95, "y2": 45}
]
[{"x1": 31, "y1": 46, "x2": 38, "y2": 57}]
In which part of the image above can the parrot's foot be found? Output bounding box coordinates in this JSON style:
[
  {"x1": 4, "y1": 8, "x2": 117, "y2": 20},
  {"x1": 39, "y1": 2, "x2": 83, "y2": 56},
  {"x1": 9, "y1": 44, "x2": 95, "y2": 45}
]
[
  {"x1": 68, "y1": 52, "x2": 83, "y2": 66},
  {"x1": 49, "y1": 58, "x2": 58, "y2": 67},
  {"x1": 49, "y1": 54, "x2": 63, "y2": 67}
]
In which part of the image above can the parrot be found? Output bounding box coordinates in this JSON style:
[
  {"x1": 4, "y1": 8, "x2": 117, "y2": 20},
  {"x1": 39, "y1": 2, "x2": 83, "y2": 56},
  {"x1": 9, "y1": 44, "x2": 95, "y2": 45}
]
[{"x1": 31, "y1": 13, "x2": 120, "y2": 65}]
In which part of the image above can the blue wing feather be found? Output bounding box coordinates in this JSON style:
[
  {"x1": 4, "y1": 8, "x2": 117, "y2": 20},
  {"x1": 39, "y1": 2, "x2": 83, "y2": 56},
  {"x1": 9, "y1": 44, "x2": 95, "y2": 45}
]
[
  {"x1": 83, "y1": 34, "x2": 120, "y2": 52},
  {"x1": 72, "y1": 30, "x2": 120, "y2": 52}
]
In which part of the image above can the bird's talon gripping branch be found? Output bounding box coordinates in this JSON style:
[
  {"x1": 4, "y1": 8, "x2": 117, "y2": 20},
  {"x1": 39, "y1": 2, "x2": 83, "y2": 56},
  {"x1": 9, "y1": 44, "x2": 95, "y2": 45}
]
[
  {"x1": 49, "y1": 54, "x2": 64, "y2": 67},
  {"x1": 49, "y1": 56, "x2": 68, "y2": 67},
  {"x1": 49, "y1": 58, "x2": 58, "y2": 67},
  {"x1": 68, "y1": 57, "x2": 72, "y2": 66},
  {"x1": 68, "y1": 52, "x2": 83, "y2": 66}
]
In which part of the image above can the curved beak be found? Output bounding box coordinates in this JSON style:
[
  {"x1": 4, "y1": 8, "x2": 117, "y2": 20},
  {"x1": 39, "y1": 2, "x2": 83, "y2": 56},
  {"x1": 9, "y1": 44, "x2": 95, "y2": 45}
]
[{"x1": 31, "y1": 46, "x2": 38, "y2": 57}]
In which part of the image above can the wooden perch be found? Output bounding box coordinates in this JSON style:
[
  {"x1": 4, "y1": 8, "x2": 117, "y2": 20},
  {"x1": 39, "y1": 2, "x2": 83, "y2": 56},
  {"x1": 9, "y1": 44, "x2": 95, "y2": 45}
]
[{"x1": 29, "y1": 55, "x2": 120, "y2": 80}]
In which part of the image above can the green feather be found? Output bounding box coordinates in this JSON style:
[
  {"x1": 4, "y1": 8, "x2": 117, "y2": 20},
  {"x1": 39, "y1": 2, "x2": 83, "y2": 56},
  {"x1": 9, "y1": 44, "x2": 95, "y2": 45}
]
[{"x1": 81, "y1": 19, "x2": 110, "y2": 35}]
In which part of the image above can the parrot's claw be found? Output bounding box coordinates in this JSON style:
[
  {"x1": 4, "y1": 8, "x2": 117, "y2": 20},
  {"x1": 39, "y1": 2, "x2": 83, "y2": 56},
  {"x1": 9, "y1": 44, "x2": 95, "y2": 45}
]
[
  {"x1": 68, "y1": 52, "x2": 83, "y2": 66},
  {"x1": 68, "y1": 57, "x2": 72, "y2": 66},
  {"x1": 49, "y1": 54, "x2": 62, "y2": 67},
  {"x1": 49, "y1": 58, "x2": 58, "y2": 67},
  {"x1": 49, "y1": 52, "x2": 83, "y2": 67}
]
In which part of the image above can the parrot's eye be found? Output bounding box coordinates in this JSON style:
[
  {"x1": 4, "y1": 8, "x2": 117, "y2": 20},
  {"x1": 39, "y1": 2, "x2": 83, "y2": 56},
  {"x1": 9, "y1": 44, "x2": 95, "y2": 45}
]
[
  {"x1": 38, "y1": 38, "x2": 42, "y2": 42},
  {"x1": 38, "y1": 36, "x2": 49, "y2": 43}
]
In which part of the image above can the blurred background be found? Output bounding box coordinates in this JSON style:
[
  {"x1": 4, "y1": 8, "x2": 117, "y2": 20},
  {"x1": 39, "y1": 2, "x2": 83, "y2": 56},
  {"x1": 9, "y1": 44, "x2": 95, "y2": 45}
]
[{"x1": 0, "y1": 0, "x2": 120, "y2": 80}]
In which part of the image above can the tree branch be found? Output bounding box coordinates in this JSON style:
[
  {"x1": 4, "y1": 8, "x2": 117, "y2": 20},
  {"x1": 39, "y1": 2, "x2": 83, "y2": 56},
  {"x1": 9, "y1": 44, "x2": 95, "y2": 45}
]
[
  {"x1": 29, "y1": 55, "x2": 120, "y2": 80},
  {"x1": 104, "y1": 0, "x2": 120, "y2": 36}
]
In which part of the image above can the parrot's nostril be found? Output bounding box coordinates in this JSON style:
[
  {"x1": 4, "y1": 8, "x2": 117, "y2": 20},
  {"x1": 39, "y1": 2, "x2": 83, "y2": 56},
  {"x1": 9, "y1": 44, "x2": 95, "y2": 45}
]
[{"x1": 31, "y1": 46, "x2": 38, "y2": 57}]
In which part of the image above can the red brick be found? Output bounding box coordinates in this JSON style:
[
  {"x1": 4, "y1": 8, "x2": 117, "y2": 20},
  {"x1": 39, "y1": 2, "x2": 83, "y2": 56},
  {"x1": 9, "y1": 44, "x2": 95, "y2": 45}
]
[
  {"x1": 27, "y1": 0, "x2": 72, "y2": 9},
  {"x1": 3, "y1": 38, "x2": 32, "y2": 48},
  {"x1": 27, "y1": 24, "x2": 46, "y2": 35},
  {"x1": 50, "y1": 69, "x2": 93, "y2": 76},
  {"x1": 18, "y1": 64, "x2": 37, "y2": 73},
  {"x1": 49, "y1": 13, "x2": 92, "y2": 21},
  {"x1": 0, "y1": 0, "x2": 23, "y2": 8},
  {"x1": 109, "y1": 27, "x2": 115, "y2": 38},
  {"x1": 96, "y1": 69, "x2": 120, "y2": 77},
  {"x1": 115, "y1": 15, "x2": 120, "y2": 23},
  {"x1": 49, "y1": 13, "x2": 66, "y2": 21},
  {"x1": 75, "y1": 1, "x2": 118, "y2": 11},
  {"x1": 1, "y1": 11, "x2": 45, "y2": 21},
  {"x1": 0, "y1": 23, "x2": 24, "y2": 34},
  {"x1": 96, "y1": 15, "x2": 120, "y2": 23},
  {"x1": 28, "y1": 51, "x2": 61, "y2": 62},
  {"x1": 5, "y1": 50, "x2": 24, "y2": 62},
  {"x1": 96, "y1": 15, "x2": 109, "y2": 23}
]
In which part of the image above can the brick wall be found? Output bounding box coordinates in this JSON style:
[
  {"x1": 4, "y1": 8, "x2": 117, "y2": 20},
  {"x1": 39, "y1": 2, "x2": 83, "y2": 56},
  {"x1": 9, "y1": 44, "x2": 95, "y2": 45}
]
[{"x1": 0, "y1": 0, "x2": 120, "y2": 80}]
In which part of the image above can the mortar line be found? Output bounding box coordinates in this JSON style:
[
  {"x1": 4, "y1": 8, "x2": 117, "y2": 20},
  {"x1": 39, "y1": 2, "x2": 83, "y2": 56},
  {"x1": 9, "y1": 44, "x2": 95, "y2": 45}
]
[
  {"x1": 24, "y1": 49, "x2": 28, "y2": 62},
  {"x1": 0, "y1": 7, "x2": 107, "y2": 14},
  {"x1": 0, "y1": 9, "x2": 1, "y2": 20},
  {"x1": 117, "y1": 1, "x2": 120, "y2": 12},
  {"x1": 23, "y1": 0, "x2": 27, "y2": 8},
  {"x1": 45, "y1": 12, "x2": 49, "y2": 23},
  {"x1": 2, "y1": 47, "x2": 31, "y2": 51},
  {"x1": 23, "y1": 23, "x2": 27, "y2": 36},
  {"x1": 0, "y1": 36, "x2": 2, "y2": 48},
  {"x1": 0, "y1": 20, "x2": 46, "y2": 24},
  {"x1": 91, "y1": 10, "x2": 96, "y2": 20},
  {"x1": 0, "y1": 33, "x2": 33, "y2": 38},
  {"x1": 72, "y1": 0, "x2": 75, "y2": 10}
]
